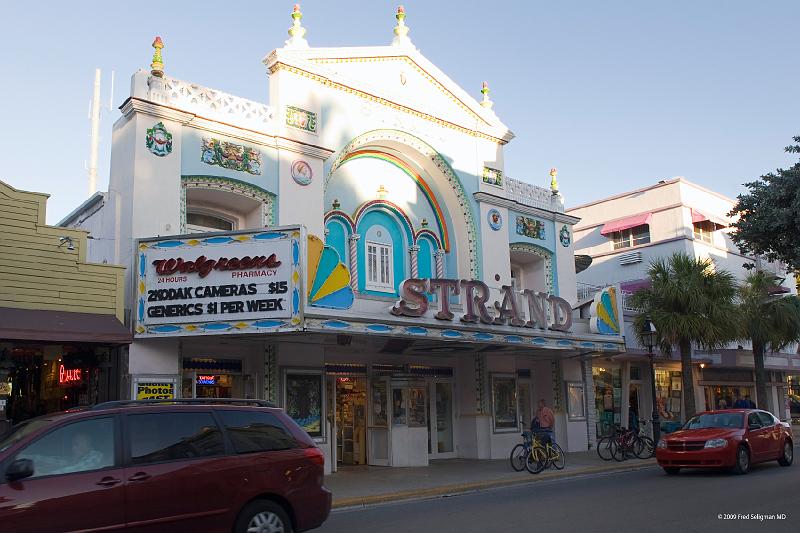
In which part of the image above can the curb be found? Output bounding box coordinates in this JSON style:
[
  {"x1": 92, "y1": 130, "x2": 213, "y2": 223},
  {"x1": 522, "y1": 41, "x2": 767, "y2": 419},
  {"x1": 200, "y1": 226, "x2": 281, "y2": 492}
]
[{"x1": 332, "y1": 460, "x2": 657, "y2": 509}]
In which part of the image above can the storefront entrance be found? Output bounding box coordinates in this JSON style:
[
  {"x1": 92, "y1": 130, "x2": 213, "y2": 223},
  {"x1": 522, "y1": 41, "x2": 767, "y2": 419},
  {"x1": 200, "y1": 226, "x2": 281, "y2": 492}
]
[
  {"x1": 427, "y1": 381, "x2": 455, "y2": 458},
  {"x1": 335, "y1": 377, "x2": 367, "y2": 466},
  {"x1": 181, "y1": 358, "x2": 244, "y2": 399}
]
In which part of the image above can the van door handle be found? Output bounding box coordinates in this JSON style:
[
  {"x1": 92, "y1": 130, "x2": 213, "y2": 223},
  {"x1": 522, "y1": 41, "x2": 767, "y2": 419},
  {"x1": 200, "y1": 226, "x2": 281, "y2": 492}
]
[
  {"x1": 97, "y1": 476, "x2": 122, "y2": 487},
  {"x1": 128, "y1": 472, "x2": 151, "y2": 482}
]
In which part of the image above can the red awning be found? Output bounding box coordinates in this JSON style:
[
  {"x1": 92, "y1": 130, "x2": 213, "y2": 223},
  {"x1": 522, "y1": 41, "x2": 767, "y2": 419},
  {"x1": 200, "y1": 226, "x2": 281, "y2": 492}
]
[
  {"x1": 690, "y1": 208, "x2": 728, "y2": 228},
  {"x1": 0, "y1": 307, "x2": 132, "y2": 344},
  {"x1": 600, "y1": 212, "x2": 652, "y2": 236}
]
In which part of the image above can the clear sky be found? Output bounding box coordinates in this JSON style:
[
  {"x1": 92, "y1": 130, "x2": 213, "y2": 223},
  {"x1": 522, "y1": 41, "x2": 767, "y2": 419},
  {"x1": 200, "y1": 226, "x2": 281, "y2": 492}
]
[{"x1": 1, "y1": 1, "x2": 797, "y2": 223}]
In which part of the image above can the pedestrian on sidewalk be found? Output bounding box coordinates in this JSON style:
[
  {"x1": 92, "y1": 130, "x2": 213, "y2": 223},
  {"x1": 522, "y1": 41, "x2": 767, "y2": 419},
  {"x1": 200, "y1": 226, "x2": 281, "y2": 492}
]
[{"x1": 536, "y1": 399, "x2": 555, "y2": 444}]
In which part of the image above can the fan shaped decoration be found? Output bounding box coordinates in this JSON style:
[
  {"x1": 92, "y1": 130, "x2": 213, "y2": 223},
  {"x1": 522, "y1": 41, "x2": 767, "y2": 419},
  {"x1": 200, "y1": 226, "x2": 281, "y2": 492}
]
[
  {"x1": 589, "y1": 286, "x2": 621, "y2": 335},
  {"x1": 307, "y1": 235, "x2": 354, "y2": 309}
]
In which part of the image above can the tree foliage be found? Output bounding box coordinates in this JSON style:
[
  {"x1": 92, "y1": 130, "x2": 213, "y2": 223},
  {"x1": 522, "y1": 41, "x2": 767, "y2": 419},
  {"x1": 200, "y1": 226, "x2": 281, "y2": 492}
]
[
  {"x1": 631, "y1": 253, "x2": 739, "y2": 419},
  {"x1": 728, "y1": 136, "x2": 800, "y2": 272}
]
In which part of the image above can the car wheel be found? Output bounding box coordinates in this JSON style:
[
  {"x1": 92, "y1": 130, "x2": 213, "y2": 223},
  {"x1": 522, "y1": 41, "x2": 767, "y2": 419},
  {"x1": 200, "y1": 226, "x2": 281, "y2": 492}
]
[
  {"x1": 235, "y1": 500, "x2": 292, "y2": 533},
  {"x1": 777, "y1": 441, "x2": 793, "y2": 467},
  {"x1": 731, "y1": 445, "x2": 750, "y2": 475},
  {"x1": 663, "y1": 467, "x2": 680, "y2": 475}
]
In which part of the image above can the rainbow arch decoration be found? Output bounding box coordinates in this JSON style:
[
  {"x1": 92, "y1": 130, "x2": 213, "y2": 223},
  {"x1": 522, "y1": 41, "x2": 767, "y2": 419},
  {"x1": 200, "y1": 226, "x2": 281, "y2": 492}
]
[
  {"x1": 589, "y1": 286, "x2": 621, "y2": 335},
  {"x1": 337, "y1": 149, "x2": 451, "y2": 251},
  {"x1": 307, "y1": 235, "x2": 355, "y2": 310}
]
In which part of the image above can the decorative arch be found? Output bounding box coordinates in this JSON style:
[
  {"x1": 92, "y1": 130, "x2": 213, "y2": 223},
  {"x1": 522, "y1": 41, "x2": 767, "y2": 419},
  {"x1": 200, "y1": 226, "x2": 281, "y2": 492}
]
[
  {"x1": 323, "y1": 210, "x2": 356, "y2": 232},
  {"x1": 327, "y1": 129, "x2": 480, "y2": 279},
  {"x1": 180, "y1": 175, "x2": 276, "y2": 233},
  {"x1": 414, "y1": 228, "x2": 443, "y2": 251},
  {"x1": 509, "y1": 242, "x2": 555, "y2": 294},
  {"x1": 353, "y1": 200, "x2": 415, "y2": 243}
]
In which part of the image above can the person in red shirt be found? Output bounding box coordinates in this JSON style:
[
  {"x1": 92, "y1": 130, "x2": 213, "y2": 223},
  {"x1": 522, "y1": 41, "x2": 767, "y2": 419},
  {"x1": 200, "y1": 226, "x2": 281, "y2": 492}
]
[{"x1": 536, "y1": 399, "x2": 556, "y2": 444}]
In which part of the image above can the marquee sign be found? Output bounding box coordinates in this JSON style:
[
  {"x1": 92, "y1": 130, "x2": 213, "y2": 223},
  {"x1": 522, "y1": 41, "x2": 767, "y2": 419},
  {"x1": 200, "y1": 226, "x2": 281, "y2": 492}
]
[{"x1": 135, "y1": 228, "x2": 303, "y2": 336}]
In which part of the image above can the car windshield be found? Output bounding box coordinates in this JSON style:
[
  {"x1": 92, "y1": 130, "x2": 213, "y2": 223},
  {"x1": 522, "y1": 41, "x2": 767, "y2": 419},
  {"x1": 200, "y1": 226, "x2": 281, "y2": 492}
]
[
  {"x1": 683, "y1": 413, "x2": 743, "y2": 430},
  {"x1": 0, "y1": 418, "x2": 54, "y2": 452}
]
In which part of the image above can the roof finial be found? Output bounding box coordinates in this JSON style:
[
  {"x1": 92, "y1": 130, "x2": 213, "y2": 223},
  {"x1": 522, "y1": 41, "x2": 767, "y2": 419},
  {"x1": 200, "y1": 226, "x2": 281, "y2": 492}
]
[
  {"x1": 150, "y1": 36, "x2": 164, "y2": 78},
  {"x1": 285, "y1": 4, "x2": 309, "y2": 49},
  {"x1": 480, "y1": 81, "x2": 493, "y2": 109},
  {"x1": 549, "y1": 168, "x2": 559, "y2": 194},
  {"x1": 392, "y1": 6, "x2": 413, "y2": 47}
]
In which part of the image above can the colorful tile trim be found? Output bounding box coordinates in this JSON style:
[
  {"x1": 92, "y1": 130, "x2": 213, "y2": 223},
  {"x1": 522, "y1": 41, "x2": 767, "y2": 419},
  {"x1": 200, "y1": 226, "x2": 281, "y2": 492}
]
[
  {"x1": 516, "y1": 215, "x2": 546, "y2": 240},
  {"x1": 201, "y1": 138, "x2": 262, "y2": 175}
]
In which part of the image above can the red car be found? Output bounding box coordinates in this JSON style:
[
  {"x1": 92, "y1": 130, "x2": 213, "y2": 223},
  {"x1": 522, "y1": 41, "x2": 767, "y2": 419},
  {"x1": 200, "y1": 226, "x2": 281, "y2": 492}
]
[
  {"x1": 656, "y1": 409, "x2": 794, "y2": 475},
  {"x1": 0, "y1": 399, "x2": 331, "y2": 532}
]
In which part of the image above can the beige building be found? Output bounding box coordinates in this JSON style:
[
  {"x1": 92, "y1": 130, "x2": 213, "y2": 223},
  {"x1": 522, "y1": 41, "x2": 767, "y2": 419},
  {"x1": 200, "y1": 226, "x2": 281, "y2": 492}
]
[{"x1": 0, "y1": 180, "x2": 130, "y2": 426}]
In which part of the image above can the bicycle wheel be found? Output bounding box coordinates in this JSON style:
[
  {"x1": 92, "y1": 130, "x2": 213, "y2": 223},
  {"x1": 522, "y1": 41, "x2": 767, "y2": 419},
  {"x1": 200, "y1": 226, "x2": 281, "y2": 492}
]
[
  {"x1": 612, "y1": 438, "x2": 628, "y2": 462},
  {"x1": 597, "y1": 437, "x2": 616, "y2": 461},
  {"x1": 510, "y1": 444, "x2": 528, "y2": 471},
  {"x1": 526, "y1": 446, "x2": 547, "y2": 474},
  {"x1": 549, "y1": 443, "x2": 566, "y2": 470},
  {"x1": 636, "y1": 436, "x2": 655, "y2": 459}
]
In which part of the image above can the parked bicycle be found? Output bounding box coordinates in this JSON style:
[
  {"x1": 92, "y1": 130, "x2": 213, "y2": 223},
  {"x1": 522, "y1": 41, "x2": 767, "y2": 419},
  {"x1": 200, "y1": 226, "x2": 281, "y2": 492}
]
[
  {"x1": 596, "y1": 421, "x2": 655, "y2": 462},
  {"x1": 525, "y1": 430, "x2": 565, "y2": 473}
]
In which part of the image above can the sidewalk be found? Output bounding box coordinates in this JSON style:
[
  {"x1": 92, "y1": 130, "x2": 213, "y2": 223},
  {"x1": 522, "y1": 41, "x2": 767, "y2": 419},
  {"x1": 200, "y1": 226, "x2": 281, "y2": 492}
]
[{"x1": 326, "y1": 450, "x2": 657, "y2": 509}]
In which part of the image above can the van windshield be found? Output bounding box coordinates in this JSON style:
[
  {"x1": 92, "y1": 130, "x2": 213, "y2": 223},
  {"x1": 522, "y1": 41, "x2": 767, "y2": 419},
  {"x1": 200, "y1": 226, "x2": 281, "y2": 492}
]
[
  {"x1": 0, "y1": 418, "x2": 54, "y2": 452},
  {"x1": 683, "y1": 413, "x2": 743, "y2": 430}
]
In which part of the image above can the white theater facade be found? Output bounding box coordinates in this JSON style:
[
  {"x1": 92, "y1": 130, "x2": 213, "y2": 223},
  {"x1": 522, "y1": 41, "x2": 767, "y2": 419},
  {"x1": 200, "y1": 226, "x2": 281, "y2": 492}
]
[{"x1": 61, "y1": 7, "x2": 625, "y2": 472}]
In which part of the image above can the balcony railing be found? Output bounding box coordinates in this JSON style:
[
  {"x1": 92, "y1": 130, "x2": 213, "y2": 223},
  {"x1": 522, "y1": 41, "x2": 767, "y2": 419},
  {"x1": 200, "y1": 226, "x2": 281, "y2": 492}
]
[{"x1": 506, "y1": 177, "x2": 560, "y2": 212}]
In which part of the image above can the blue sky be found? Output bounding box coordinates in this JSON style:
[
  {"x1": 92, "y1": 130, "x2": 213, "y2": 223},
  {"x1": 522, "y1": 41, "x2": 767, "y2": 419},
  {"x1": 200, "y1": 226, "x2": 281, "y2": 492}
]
[{"x1": 1, "y1": 1, "x2": 797, "y2": 223}]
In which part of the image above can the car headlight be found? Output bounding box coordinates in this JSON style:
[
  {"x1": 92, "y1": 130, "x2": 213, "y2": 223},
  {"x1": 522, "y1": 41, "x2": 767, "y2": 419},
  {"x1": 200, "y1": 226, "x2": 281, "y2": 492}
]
[
  {"x1": 657, "y1": 439, "x2": 667, "y2": 449},
  {"x1": 704, "y1": 438, "x2": 728, "y2": 449}
]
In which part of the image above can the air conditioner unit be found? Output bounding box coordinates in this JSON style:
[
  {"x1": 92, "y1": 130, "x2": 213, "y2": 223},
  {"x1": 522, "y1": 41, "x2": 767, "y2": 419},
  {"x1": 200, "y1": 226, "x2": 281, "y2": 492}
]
[{"x1": 619, "y1": 251, "x2": 642, "y2": 265}]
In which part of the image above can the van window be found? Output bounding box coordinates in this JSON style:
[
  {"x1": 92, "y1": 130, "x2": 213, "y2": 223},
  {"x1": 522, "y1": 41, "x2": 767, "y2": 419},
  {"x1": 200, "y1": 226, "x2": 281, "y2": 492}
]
[
  {"x1": 127, "y1": 412, "x2": 224, "y2": 465},
  {"x1": 218, "y1": 410, "x2": 298, "y2": 453},
  {"x1": 15, "y1": 417, "x2": 115, "y2": 478}
]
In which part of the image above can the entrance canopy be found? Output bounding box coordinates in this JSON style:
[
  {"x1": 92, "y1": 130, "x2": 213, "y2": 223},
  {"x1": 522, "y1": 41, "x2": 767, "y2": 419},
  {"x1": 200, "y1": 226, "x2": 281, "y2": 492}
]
[{"x1": 0, "y1": 307, "x2": 132, "y2": 344}]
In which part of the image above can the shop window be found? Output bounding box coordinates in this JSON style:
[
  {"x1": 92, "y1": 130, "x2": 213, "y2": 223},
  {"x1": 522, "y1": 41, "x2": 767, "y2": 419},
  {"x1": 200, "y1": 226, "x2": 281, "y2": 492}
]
[
  {"x1": 693, "y1": 220, "x2": 715, "y2": 244},
  {"x1": 491, "y1": 374, "x2": 518, "y2": 432},
  {"x1": 629, "y1": 366, "x2": 641, "y2": 381},
  {"x1": 15, "y1": 417, "x2": 115, "y2": 478},
  {"x1": 218, "y1": 410, "x2": 298, "y2": 453},
  {"x1": 566, "y1": 382, "x2": 586, "y2": 421},
  {"x1": 366, "y1": 241, "x2": 393, "y2": 291},
  {"x1": 655, "y1": 369, "x2": 682, "y2": 432},
  {"x1": 284, "y1": 372, "x2": 323, "y2": 439},
  {"x1": 612, "y1": 224, "x2": 650, "y2": 249},
  {"x1": 408, "y1": 387, "x2": 427, "y2": 427},
  {"x1": 186, "y1": 211, "x2": 235, "y2": 233},
  {"x1": 704, "y1": 385, "x2": 752, "y2": 410},
  {"x1": 593, "y1": 367, "x2": 621, "y2": 436},
  {"x1": 127, "y1": 412, "x2": 224, "y2": 465},
  {"x1": 517, "y1": 380, "x2": 532, "y2": 430},
  {"x1": 392, "y1": 388, "x2": 407, "y2": 425}
]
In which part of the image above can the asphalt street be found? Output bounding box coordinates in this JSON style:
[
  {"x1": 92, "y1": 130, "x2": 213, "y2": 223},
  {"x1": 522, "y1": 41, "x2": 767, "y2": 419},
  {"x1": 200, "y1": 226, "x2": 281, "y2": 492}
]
[{"x1": 320, "y1": 450, "x2": 799, "y2": 533}]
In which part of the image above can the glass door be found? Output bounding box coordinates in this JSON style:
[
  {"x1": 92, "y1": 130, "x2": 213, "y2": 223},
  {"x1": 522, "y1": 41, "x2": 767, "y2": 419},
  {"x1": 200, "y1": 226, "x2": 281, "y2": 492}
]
[
  {"x1": 367, "y1": 377, "x2": 391, "y2": 466},
  {"x1": 428, "y1": 381, "x2": 455, "y2": 458}
]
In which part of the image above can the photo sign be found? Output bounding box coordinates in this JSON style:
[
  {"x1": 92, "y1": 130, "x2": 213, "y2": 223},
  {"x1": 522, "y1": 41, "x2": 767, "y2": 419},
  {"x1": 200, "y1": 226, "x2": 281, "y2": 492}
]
[{"x1": 136, "y1": 229, "x2": 302, "y2": 336}]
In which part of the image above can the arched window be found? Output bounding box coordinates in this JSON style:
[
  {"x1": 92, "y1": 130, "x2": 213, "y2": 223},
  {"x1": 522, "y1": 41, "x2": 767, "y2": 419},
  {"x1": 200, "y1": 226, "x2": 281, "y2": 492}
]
[
  {"x1": 186, "y1": 210, "x2": 235, "y2": 233},
  {"x1": 365, "y1": 225, "x2": 394, "y2": 291}
]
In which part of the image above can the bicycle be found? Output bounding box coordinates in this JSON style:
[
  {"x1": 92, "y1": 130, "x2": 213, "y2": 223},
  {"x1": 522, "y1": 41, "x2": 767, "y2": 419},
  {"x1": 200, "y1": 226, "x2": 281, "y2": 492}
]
[
  {"x1": 510, "y1": 432, "x2": 532, "y2": 472},
  {"x1": 635, "y1": 419, "x2": 655, "y2": 459},
  {"x1": 525, "y1": 430, "x2": 565, "y2": 473}
]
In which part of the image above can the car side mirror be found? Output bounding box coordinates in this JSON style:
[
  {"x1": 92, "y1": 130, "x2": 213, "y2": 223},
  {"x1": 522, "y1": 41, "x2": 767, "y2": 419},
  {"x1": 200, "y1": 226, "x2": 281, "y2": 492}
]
[{"x1": 5, "y1": 458, "x2": 34, "y2": 482}]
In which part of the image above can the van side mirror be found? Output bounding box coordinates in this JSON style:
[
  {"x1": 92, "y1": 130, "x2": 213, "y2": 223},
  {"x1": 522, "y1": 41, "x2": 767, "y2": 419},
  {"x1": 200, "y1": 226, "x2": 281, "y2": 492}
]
[{"x1": 5, "y1": 458, "x2": 34, "y2": 482}]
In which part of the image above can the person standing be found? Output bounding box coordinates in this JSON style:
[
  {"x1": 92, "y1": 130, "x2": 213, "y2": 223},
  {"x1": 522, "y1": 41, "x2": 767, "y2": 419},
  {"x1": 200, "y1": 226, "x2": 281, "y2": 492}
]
[{"x1": 536, "y1": 399, "x2": 556, "y2": 444}]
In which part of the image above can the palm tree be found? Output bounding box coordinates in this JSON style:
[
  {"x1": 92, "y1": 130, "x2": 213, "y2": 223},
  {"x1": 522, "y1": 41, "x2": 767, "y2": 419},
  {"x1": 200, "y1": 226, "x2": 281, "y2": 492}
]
[
  {"x1": 631, "y1": 253, "x2": 738, "y2": 419},
  {"x1": 736, "y1": 271, "x2": 800, "y2": 412}
]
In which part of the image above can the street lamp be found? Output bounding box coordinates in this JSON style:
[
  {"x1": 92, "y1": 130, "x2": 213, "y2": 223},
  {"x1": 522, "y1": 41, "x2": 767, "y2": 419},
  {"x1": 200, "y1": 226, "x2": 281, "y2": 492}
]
[{"x1": 640, "y1": 315, "x2": 660, "y2": 443}]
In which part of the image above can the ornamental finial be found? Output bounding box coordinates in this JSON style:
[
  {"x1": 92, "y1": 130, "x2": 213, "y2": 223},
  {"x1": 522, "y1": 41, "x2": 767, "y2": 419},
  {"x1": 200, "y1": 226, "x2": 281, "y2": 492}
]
[
  {"x1": 285, "y1": 3, "x2": 309, "y2": 48},
  {"x1": 480, "y1": 81, "x2": 493, "y2": 109},
  {"x1": 150, "y1": 36, "x2": 164, "y2": 78},
  {"x1": 550, "y1": 168, "x2": 559, "y2": 193},
  {"x1": 392, "y1": 6, "x2": 413, "y2": 47}
]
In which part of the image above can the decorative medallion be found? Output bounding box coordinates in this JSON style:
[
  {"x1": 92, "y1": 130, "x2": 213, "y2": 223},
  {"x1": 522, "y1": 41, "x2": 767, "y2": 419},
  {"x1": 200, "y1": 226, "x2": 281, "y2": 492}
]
[
  {"x1": 145, "y1": 122, "x2": 172, "y2": 157},
  {"x1": 285, "y1": 105, "x2": 317, "y2": 133},
  {"x1": 487, "y1": 209, "x2": 503, "y2": 231},
  {"x1": 516, "y1": 215, "x2": 545, "y2": 240},
  {"x1": 291, "y1": 160, "x2": 313, "y2": 186},
  {"x1": 559, "y1": 225, "x2": 571, "y2": 247},
  {"x1": 482, "y1": 166, "x2": 503, "y2": 188},
  {"x1": 201, "y1": 138, "x2": 262, "y2": 175}
]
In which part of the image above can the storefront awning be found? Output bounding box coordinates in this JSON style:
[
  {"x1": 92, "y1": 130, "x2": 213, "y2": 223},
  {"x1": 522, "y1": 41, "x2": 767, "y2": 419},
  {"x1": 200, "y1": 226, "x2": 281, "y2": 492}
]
[
  {"x1": 0, "y1": 307, "x2": 132, "y2": 344},
  {"x1": 690, "y1": 208, "x2": 728, "y2": 228},
  {"x1": 599, "y1": 212, "x2": 652, "y2": 235}
]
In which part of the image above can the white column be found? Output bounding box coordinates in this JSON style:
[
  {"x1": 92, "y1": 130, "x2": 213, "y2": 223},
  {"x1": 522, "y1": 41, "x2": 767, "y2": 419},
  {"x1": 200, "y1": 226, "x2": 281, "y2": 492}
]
[
  {"x1": 434, "y1": 250, "x2": 445, "y2": 278},
  {"x1": 409, "y1": 245, "x2": 420, "y2": 278},
  {"x1": 348, "y1": 234, "x2": 360, "y2": 292}
]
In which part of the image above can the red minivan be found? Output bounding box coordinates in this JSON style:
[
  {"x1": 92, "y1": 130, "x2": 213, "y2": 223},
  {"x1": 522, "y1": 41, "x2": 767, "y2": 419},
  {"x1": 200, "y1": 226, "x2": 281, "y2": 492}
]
[{"x1": 0, "y1": 399, "x2": 331, "y2": 532}]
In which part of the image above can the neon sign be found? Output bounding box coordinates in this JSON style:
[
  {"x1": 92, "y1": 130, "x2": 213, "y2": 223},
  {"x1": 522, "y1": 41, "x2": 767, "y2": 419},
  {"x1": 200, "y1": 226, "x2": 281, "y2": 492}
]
[
  {"x1": 58, "y1": 365, "x2": 83, "y2": 386},
  {"x1": 196, "y1": 375, "x2": 217, "y2": 385}
]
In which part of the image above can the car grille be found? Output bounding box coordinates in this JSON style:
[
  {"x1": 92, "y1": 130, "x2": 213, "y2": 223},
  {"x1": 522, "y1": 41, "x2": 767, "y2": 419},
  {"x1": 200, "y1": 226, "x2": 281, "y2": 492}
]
[{"x1": 667, "y1": 441, "x2": 706, "y2": 451}]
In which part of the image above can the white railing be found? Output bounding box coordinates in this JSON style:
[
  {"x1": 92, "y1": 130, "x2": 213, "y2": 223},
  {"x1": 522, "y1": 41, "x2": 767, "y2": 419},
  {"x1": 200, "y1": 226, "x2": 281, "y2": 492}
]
[
  {"x1": 576, "y1": 282, "x2": 603, "y2": 302},
  {"x1": 506, "y1": 177, "x2": 558, "y2": 212},
  {"x1": 163, "y1": 77, "x2": 274, "y2": 131}
]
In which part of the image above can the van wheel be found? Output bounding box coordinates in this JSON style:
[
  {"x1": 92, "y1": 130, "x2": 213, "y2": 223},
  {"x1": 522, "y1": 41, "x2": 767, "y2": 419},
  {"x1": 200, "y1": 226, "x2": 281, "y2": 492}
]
[
  {"x1": 235, "y1": 500, "x2": 292, "y2": 533},
  {"x1": 731, "y1": 445, "x2": 750, "y2": 475},
  {"x1": 778, "y1": 441, "x2": 793, "y2": 466}
]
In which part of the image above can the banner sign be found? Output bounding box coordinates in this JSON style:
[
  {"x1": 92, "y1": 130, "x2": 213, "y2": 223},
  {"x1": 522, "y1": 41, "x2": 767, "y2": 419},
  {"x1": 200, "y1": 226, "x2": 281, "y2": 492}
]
[
  {"x1": 135, "y1": 381, "x2": 175, "y2": 400},
  {"x1": 135, "y1": 228, "x2": 303, "y2": 336}
]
